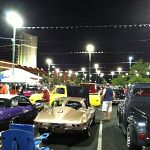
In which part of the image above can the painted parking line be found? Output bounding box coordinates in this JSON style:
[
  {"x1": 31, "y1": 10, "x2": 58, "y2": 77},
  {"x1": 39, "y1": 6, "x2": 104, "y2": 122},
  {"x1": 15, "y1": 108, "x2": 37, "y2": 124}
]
[{"x1": 97, "y1": 121, "x2": 103, "y2": 150}]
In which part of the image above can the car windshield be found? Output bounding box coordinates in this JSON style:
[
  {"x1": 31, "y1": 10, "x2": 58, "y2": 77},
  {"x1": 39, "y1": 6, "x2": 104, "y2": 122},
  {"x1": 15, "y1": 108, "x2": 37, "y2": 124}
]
[
  {"x1": 51, "y1": 100, "x2": 64, "y2": 107},
  {"x1": 65, "y1": 101, "x2": 82, "y2": 110},
  {"x1": 133, "y1": 88, "x2": 150, "y2": 97},
  {"x1": 25, "y1": 87, "x2": 38, "y2": 91},
  {"x1": 0, "y1": 98, "x2": 9, "y2": 107}
]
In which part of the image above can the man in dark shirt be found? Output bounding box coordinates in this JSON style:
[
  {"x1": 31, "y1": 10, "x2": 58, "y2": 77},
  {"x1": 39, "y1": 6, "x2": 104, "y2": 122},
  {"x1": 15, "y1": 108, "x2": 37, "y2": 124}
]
[{"x1": 102, "y1": 83, "x2": 115, "y2": 121}]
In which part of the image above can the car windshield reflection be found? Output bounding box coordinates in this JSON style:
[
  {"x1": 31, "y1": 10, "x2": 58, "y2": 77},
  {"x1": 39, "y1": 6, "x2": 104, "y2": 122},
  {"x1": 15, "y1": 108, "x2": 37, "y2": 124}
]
[
  {"x1": 0, "y1": 99, "x2": 8, "y2": 107},
  {"x1": 51, "y1": 100, "x2": 82, "y2": 110},
  {"x1": 51, "y1": 100, "x2": 63, "y2": 107}
]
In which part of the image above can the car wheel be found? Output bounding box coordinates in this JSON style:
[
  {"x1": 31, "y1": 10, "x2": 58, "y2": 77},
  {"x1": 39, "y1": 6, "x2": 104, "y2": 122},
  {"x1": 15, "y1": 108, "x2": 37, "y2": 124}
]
[
  {"x1": 127, "y1": 124, "x2": 142, "y2": 150},
  {"x1": 84, "y1": 127, "x2": 91, "y2": 138}
]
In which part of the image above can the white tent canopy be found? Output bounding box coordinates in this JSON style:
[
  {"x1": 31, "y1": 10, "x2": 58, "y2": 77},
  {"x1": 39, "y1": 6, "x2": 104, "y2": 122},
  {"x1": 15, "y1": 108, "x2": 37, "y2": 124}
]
[{"x1": 1, "y1": 68, "x2": 41, "y2": 84}]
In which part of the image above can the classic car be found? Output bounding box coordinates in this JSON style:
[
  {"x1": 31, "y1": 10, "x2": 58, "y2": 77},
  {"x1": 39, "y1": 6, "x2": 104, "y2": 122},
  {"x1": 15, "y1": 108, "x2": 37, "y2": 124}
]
[
  {"x1": 117, "y1": 83, "x2": 150, "y2": 150},
  {"x1": 0, "y1": 94, "x2": 43, "y2": 130},
  {"x1": 30, "y1": 84, "x2": 101, "y2": 107},
  {"x1": 34, "y1": 97, "x2": 96, "y2": 137},
  {"x1": 23, "y1": 86, "x2": 39, "y2": 97}
]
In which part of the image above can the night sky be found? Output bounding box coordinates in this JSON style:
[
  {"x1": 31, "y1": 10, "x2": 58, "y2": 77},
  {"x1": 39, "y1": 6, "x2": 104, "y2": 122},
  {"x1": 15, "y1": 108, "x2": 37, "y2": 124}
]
[{"x1": 0, "y1": 0, "x2": 150, "y2": 76}]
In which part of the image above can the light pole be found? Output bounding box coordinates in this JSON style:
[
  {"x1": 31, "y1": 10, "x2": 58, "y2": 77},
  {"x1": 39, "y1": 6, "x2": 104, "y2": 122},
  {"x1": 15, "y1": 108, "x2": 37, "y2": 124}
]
[
  {"x1": 68, "y1": 70, "x2": 72, "y2": 79},
  {"x1": 46, "y1": 58, "x2": 52, "y2": 75},
  {"x1": 6, "y1": 11, "x2": 23, "y2": 75},
  {"x1": 97, "y1": 70, "x2": 100, "y2": 84},
  {"x1": 86, "y1": 44, "x2": 94, "y2": 83},
  {"x1": 117, "y1": 67, "x2": 122, "y2": 74},
  {"x1": 128, "y1": 56, "x2": 133, "y2": 69},
  {"x1": 75, "y1": 72, "x2": 78, "y2": 76},
  {"x1": 55, "y1": 68, "x2": 60, "y2": 77},
  {"x1": 81, "y1": 67, "x2": 85, "y2": 81},
  {"x1": 111, "y1": 71, "x2": 115, "y2": 79},
  {"x1": 94, "y1": 63, "x2": 99, "y2": 83}
]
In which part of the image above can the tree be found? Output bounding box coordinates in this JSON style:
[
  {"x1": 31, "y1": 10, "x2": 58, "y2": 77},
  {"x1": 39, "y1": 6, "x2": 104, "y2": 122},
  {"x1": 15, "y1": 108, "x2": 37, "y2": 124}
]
[
  {"x1": 111, "y1": 73, "x2": 128, "y2": 86},
  {"x1": 128, "y1": 76, "x2": 150, "y2": 84},
  {"x1": 128, "y1": 59, "x2": 150, "y2": 84},
  {"x1": 129, "y1": 59, "x2": 149, "y2": 77}
]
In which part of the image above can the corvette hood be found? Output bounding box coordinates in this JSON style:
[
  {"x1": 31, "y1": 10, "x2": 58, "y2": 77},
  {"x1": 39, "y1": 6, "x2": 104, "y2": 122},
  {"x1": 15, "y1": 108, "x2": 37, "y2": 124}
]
[{"x1": 34, "y1": 106, "x2": 84, "y2": 124}]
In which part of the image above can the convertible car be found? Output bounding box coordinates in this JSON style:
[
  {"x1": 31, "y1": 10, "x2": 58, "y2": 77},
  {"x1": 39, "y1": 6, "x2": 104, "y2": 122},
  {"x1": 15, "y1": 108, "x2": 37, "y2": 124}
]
[
  {"x1": 0, "y1": 94, "x2": 43, "y2": 130},
  {"x1": 34, "y1": 97, "x2": 96, "y2": 137}
]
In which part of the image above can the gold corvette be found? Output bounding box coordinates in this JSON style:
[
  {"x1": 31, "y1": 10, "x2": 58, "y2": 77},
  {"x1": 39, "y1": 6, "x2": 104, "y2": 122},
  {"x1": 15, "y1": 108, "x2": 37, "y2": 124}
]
[{"x1": 34, "y1": 97, "x2": 96, "y2": 137}]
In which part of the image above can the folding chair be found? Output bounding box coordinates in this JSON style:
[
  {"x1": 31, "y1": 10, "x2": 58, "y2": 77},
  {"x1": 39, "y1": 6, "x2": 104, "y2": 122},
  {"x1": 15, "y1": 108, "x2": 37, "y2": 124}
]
[{"x1": 1, "y1": 123, "x2": 50, "y2": 150}]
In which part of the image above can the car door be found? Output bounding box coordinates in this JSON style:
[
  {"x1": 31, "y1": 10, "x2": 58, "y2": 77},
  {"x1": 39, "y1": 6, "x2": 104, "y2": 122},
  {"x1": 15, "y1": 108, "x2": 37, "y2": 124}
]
[
  {"x1": 50, "y1": 86, "x2": 67, "y2": 103},
  {"x1": 17, "y1": 96, "x2": 38, "y2": 122},
  {"x1": 119, "y1": 96, "x2": 130, "y2": 131},
  {"x1": 6, "y1": 96, "x2": 23, "y2": 121}
]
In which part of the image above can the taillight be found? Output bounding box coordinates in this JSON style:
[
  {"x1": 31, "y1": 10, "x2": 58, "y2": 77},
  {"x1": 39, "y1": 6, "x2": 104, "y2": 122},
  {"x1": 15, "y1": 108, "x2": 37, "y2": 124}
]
[{"x1": 139, "y1": 132, "x2": 146, "y2": 140}]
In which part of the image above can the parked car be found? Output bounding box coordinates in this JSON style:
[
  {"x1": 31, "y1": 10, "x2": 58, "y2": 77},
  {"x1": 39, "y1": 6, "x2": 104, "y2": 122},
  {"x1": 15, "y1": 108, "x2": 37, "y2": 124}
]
[
  {"x1": 0, "y1": 94, "x2": 43, "y2": 130},
  {"x1": 30, "y1": 84, "x2": 102, "y2": 107},
  {"x1": 23, "y1": 86, "x2": 39, "y2": 97},
  {"x1": 117, "y1": 83, "x2": 150, "y2": 150},
  {"x1": 113, "y1": 88, "x2": 125, "y2": 103},
  {"x1": 34, "y1": 97, "x2": 96, "y2": 137}
]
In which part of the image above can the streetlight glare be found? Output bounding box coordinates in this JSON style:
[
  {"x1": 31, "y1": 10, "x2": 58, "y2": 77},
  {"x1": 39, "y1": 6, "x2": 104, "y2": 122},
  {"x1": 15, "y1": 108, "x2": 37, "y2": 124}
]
[
  {"x1": 129, "y1": 56, "x2": 133, "y2": 61},
  {"x1": 94, "y1": 63, "x2": 99, "y2": 70},
  {"x1": 111, "y1": 71, "x2": 115, "y2": 79},
  {"x1": 46, "y1": 58, "x2": 52, "y2": 75},
  {"x1": 81, "y1": 67, "x2": 85, "y2": 72},
  {"x1": 46, "y1": 58, "x2": 52, "y2": 65},
  {"x1": 128, "y1": 56, "x2": 133, "y2": 69},
  {"x1": 6, "y1": 11, "x2": 23, "y2": 27},
  {"x1": 86, "y1": 44, "x2": 94, "y2": 82},
  {"x1": 75, "y1": 72, "x2": 78, "y2": 76},
  {"x1": 55, "y1": 68, "x2": 60, "y2": 73},
  {"x1": 6, "y1": 11, "x2": 23, "y2": 75},
  {"x1": 117, "y1": 67, "x2": 122, "y2": 74},
  {"x1": 97, "y1": 70, "x2": 100, "y2": 75},
  {"x1": 86, "y1": 44, "x2": 95, "y2": 53},
  {"x1": 68, "y1": 70, "x2": 72, "y2": 74},
  {"x1": 111, "y1": 71, "x2": 115, "y2": 75}
]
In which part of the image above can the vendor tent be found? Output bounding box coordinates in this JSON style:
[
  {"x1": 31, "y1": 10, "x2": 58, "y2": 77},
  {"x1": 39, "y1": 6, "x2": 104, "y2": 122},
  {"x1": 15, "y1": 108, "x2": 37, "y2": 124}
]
[
  {"x1": 1, "y1": 68, "x2": 41, "y2": 83},
  {"x1": 0, "y1": 75, "x2": 7, "y2": 81}
]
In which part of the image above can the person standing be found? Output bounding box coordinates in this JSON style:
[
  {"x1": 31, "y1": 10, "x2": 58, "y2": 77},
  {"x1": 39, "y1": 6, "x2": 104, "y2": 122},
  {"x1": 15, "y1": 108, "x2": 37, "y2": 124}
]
[
  {"x1": 102, "y1": 83, "x2": 115, "y2": 121},
  {"x1": 42, "y1": 87, "x2": 50, "y2": 105},
  {"x1": 17, "y1": 86, "x2": 24, "y2": 95},
  {"x1": 0, "y1": 82, "x2": 9, "y2": 94}
]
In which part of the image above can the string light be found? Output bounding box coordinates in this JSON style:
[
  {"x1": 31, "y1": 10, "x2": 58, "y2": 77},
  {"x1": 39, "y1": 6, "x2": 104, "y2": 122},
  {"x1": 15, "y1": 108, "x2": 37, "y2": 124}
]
[
  {"x1": 19, "y1": 24, "x2": 150, "y2": 30},
  {"x1": 38, "y1": 50, "x2": 150, "y2": 55}
]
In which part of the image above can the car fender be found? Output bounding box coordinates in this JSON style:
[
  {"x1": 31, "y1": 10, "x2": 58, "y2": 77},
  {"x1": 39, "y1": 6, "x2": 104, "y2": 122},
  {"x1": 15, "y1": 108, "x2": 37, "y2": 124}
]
[{"x1": 127, "y1": 114, "x2": 147, "y2": 145}]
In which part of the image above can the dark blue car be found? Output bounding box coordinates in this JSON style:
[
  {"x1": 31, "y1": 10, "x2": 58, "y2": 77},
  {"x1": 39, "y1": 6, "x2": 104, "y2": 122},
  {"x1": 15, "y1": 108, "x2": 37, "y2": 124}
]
[
  {"x1": 0, "y1": 94, "x2": 43, "y2": 130},
  {"x1": 117, "y1": 83, "x2": 150, "y2": 150}
]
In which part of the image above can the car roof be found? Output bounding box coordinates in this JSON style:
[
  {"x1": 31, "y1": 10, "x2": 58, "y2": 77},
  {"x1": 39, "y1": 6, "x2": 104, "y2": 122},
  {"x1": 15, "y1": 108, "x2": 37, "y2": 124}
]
[
  {"x1": 0, "y1": 94, "x2": 18, "y2": 99},
  {"x1": 54, "y1": 97, "x2": 86, "y2": 102},
  {"x1": 132, "y1": 83, "x2": 150, "y2": 89}
]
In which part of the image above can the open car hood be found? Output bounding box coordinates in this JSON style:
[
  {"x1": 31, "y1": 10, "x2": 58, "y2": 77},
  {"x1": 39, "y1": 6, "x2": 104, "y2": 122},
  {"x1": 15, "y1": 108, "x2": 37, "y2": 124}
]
[{"x1": 67, "y1": 85, "x2": 89, "y2": 103}]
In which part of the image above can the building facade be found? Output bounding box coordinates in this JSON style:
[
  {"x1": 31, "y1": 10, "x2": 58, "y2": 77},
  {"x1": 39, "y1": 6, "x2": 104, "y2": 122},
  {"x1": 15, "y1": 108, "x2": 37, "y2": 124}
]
[{"x1": 18, "y1": 33, "x2": 38, "y2": 68}]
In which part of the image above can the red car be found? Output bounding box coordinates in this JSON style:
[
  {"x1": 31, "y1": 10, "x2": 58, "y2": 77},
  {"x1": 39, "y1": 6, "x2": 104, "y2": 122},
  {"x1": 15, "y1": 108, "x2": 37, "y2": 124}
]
[{"x1": 23, "y1": 87, "x2": 39, "y2": 98}]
